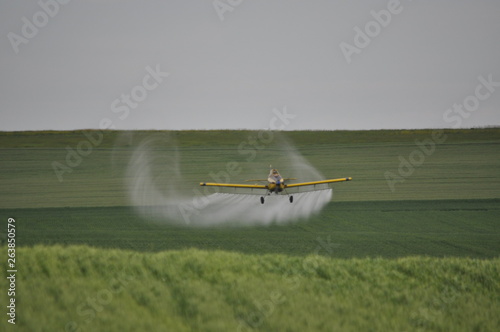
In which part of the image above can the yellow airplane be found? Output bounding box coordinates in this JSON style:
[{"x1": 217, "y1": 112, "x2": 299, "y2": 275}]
[{"x1": 200, "y1": 167, "x2": 352, "y2": 204}]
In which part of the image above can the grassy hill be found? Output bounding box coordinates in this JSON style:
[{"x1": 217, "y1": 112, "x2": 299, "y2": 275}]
[{"x1": 1, "y1": 246, "x2": 499, "y2": 332}]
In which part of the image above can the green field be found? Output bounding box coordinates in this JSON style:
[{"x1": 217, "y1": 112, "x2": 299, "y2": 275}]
[
  {"x1": 0, "y1": 128, "x2": 499, "y2": 331},
  {"x1": 1, "y1": 128, "x2": 499, "y2": 208},
  {"x1": 1, "y1": 246, "x2": 499, "y2": 332},
  {"x1": 3, "y1": 199, "x2": 499, "y2": 258}
]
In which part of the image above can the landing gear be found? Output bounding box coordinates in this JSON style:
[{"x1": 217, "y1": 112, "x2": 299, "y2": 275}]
[{"x1": 260, "y1": 193, "x2": 293, "y2": 204}]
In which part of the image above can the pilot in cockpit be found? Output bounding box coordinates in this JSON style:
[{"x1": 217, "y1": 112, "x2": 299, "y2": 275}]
[{"x1": 268, "y1": 169, "x2": 283, "y2": 184}]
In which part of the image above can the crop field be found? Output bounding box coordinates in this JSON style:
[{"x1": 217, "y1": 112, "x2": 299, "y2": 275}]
[
  {"x1": 2, "y1": 246, "x2": 500, "y2": 332},
  {"x1": 4, "y1": 199, "x2": 500, "y2": 259},
  {"x1": 0, "y1": 128, "x2": 499, "y2": 331}
]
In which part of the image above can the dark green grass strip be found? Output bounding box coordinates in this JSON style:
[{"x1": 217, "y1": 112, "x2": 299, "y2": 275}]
[{"x1": 2, "y1": 199, "x2": 499, "y2": 259}]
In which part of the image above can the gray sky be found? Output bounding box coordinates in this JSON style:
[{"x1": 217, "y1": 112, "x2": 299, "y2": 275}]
[{"x1": 1, "y1": 0, "x2": 499, "y2": 131}]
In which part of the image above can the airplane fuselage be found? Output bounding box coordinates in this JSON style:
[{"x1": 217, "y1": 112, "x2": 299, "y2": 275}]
[{"x1": 267, "y1": 180, "x2": 286, "y2": 193}]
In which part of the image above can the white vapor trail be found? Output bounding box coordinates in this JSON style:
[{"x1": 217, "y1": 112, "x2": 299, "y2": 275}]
[{"x1": 123, "y1": 132, "x2": 332, "y2": 227}]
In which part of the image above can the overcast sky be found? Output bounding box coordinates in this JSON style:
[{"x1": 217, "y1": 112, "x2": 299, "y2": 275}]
[{"x1": 1, "y1": 0, "x2": 499, "y2": 131}]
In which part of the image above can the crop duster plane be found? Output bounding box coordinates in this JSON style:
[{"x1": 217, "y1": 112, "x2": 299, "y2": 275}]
[{"x1": 200, "y1": 167, "x2": 352, "y2": 204}]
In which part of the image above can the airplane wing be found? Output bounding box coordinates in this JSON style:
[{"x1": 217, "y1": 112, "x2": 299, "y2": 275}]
[
  {"x1": 285, "y1": 177, "x2": 352, "y2": 188},
  {"x1": 200, "y1": 177, "x2": 351, "y2": 190},
  {"x1": 200, "y1": 182, "x2": 267, "y2": 189}
]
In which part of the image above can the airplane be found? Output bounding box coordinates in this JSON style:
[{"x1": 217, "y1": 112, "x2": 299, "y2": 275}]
[{"x1": 200, "y1": 167, "x2": 352, "y2": 204}]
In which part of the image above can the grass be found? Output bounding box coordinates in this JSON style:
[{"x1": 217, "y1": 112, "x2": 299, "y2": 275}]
[
  {"x1": 0, "y1": 128, "x2": 499, "y2": 331},
  {"x1": 0, "y1": 246, "x2": 499, "y2": 332},
  {"x1": 2, "y1": 199, "x2": 499, "y2": 258},
  {"x1": 0, "y1": 128, "x2": 499, "y2": 208}
]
